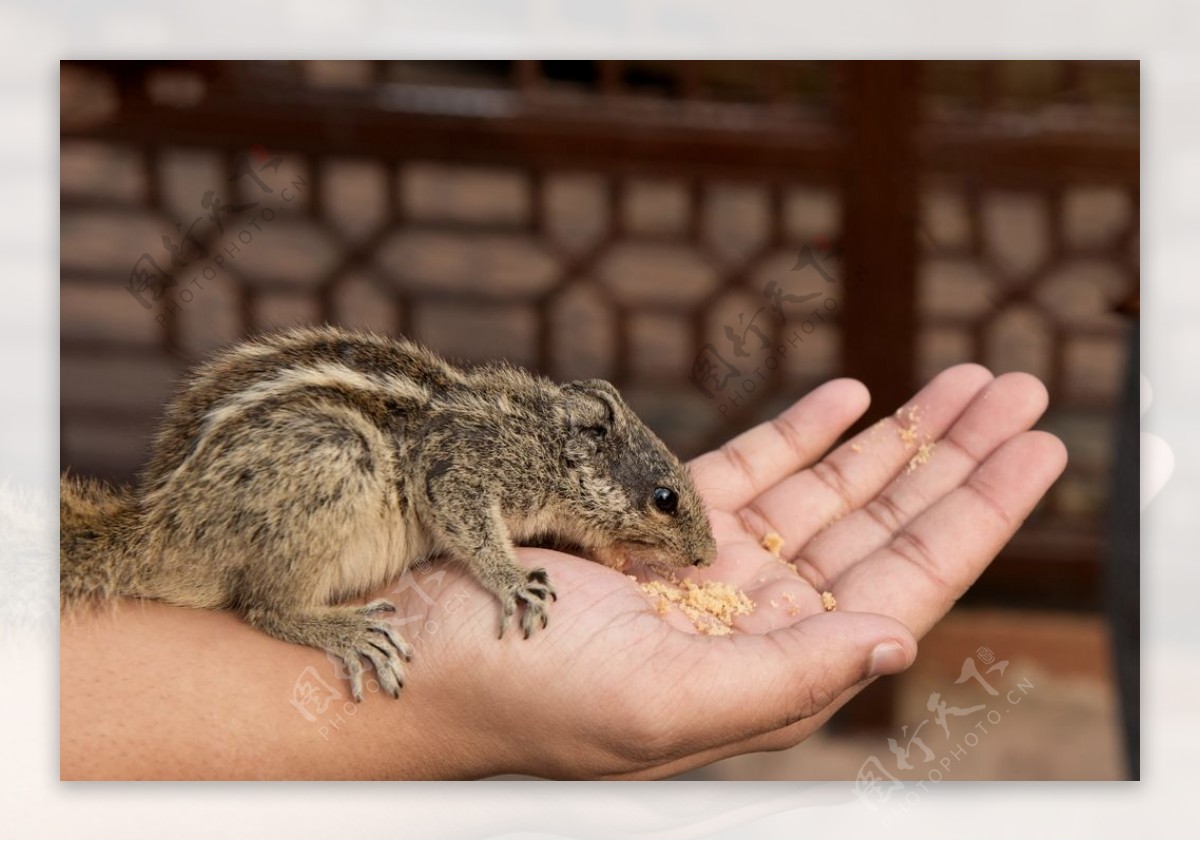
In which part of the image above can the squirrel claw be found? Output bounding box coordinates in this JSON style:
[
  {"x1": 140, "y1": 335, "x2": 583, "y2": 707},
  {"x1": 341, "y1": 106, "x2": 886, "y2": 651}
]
[
  {"x1": 497, "y1": 568, "x2": 556, "y2": 640},
  {"x1": 329, "y1": 614, "x2": 411, "y2": 701}
]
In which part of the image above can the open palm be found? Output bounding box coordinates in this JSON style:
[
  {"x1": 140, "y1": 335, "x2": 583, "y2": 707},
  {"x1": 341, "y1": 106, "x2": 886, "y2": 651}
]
[{"x1": 383, "y1": 364, "x2": 1066, "y2": 779}]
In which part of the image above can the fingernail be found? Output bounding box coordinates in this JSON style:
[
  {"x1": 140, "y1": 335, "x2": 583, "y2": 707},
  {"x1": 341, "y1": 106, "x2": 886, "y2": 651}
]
[{"x1": 868, "y1": 641, "x2": 910, "y2": 677}]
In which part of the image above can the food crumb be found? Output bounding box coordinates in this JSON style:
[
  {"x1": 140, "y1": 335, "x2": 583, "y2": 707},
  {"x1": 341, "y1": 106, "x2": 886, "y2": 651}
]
[
  {"x1": 770, "y1": 599, "x2": 779, "y2": 608},
  {"x1": 851, "y1": 443, "x2": 862, "y2": 453},
  {"x1": 905, "y1": 439, "x2": 936, "y2": 474},
  {"x1": 761, "y1": 531, "x2": 785, "y2": 558},
  {"x1": 821, "y1": 590, "x2": 838, "y2": 612},
  {"x1": 897, "y1": 405, "x2": 923, "y2": 447},
  {"x1": 781, "y1": 591, "x2": 795, "y2": 603},
  {"x1": 787, "y1": 606, "x2": 802, "y2": 617},
  {"x1": 638, "y1": 577, "x2": 755, "y2": 636}
]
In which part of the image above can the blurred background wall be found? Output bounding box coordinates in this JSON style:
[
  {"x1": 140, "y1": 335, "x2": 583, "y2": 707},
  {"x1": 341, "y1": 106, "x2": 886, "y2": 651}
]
[{"x1": 59, "y1": 60, "x2": 1139, "y2": 780}]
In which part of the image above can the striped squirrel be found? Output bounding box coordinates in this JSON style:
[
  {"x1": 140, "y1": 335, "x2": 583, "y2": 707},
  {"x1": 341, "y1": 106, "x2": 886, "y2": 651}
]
[{"x1": 61, "y1": 326, "x2": 716, "y2": 700}]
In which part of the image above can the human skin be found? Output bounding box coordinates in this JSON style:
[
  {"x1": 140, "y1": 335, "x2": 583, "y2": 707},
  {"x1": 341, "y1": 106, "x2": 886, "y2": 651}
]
[{"x1": 60, "y1": 365, "x2": 1066, "y2": 780}]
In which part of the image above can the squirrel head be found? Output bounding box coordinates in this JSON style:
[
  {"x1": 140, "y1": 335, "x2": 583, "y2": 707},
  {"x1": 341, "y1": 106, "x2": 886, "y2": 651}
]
[{"x1": 554, "y1": 379, "x2": 717, "y2": 571}]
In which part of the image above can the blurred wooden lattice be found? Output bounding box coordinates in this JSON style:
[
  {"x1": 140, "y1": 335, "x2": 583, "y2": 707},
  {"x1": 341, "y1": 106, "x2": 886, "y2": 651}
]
[{"x1": 60, "y1": 60, "x2": 1138, "y2": 611}]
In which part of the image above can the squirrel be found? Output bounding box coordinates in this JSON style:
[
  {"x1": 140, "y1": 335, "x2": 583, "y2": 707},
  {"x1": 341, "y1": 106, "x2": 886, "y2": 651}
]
[{"x1": 61, "y1": 326, "x2": 716, "y2": 701}]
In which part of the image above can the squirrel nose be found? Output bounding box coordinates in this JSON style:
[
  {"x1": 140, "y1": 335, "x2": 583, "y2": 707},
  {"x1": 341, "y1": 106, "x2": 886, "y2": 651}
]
[{"x1": 692, "y1": 557, "x2": 706, "y2": 567}]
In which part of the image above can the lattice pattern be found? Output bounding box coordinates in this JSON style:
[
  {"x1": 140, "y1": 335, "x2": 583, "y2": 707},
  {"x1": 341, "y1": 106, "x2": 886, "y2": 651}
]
[
  {"x1": 60, "y1": 60, "x2": 1138, "y2": 605},
  {"x1": 61, "y1": 151, "x2": 844, "y2": 465},
  {"x1": 917, "y1": 179, "x2": 1137, "y2": 525}
]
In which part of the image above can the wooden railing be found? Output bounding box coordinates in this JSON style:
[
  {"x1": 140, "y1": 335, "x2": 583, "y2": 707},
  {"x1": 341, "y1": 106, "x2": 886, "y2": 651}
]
[{"x1": 61, "y1": 60, "x2": 1139, "y2": 615}]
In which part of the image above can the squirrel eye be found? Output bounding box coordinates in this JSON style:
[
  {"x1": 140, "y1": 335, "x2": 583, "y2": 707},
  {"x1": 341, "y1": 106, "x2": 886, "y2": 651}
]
[{"x1": 652, "y1": 487, "x2": 678, "y2": 515}]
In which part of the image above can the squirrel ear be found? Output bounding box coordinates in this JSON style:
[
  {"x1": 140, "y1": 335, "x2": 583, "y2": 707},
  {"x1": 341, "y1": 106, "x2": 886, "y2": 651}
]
[{"x1": 560, "y1": 379, "x2": 626, "y2": 460}]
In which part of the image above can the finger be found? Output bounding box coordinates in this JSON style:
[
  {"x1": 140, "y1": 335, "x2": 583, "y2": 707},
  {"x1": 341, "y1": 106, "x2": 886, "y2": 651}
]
[
  {"x1": 634, "y1": 429, "x2": 1063, "y2": 777},
  {"x1": 833, "y1": 430, "x2": 1067, "y2": 637},
  {"x1": 689, "y1": 611, "x2": 916, "y2": 749},
  {"x1": 689, "y1": 379, "x2": 870, "y2": 512},
  {"x1": 793, "y1": 372, "x2": 1049, "y2": 589},
  {"x1": 734, "y1": 364, "x2": 994, "y2": 558}
]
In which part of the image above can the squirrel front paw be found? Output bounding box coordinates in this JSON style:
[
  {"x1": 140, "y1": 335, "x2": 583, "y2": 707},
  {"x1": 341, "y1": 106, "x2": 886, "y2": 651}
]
[{"x1": 497, "y1": 567, "x2": 557, "y2": 640}]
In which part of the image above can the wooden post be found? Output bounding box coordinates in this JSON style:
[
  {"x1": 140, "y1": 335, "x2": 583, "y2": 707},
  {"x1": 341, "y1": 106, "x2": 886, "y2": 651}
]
[{"x1": 840, "y1": 60, "x2": 920, "y2": 423}]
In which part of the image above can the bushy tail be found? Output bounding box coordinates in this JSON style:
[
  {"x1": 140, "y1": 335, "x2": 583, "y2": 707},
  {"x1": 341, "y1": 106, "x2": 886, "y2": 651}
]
[{"x1": 60, "y1": 474, "x2": 141, "y2": 611}]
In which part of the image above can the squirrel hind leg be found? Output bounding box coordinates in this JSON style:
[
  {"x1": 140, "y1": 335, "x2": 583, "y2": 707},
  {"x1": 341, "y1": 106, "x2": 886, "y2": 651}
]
[{"x1": 245, "y1": 602, "x2": 413, "y2": 702}]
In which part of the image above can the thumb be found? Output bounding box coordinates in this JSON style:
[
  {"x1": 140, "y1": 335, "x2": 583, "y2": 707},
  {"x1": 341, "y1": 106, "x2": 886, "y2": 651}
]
[{"x1": 702, "y1": 611, "x2": 917, "y2": 743}]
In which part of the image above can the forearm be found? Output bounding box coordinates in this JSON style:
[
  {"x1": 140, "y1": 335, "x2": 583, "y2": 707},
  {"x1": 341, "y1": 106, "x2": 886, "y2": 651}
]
[{"x1": 60, "y1": 598, "x2": 494, "y2": 780}]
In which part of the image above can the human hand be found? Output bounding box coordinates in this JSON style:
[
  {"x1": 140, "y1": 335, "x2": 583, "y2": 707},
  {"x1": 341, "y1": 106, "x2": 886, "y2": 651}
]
[
  {"x1": 60, "y1": 365, "x2": 1065, "y2": 780},
  {"x1": 386, "y1": 364, "x2": 1066, "y2": 779}
]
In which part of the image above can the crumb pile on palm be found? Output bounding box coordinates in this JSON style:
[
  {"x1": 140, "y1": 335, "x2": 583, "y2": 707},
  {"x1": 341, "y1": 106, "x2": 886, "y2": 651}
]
[{"x1": 636, "y1": 577, "x2": 755, "y2": 635}]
